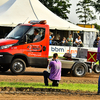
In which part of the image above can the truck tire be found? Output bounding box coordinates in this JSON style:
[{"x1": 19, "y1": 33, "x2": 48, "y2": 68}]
[
  {"x1": 93, "y1": 65, "x2": 100, "y2": 74},
  {"x1": 72, "y1": 62, "x2": 87, "y2": 77},
  {"x1": 10, "y1": 58, "x2": 26, "y2": 75},
  {"x1": 0, "y1": 65, "x2": 9, "y2": 72}
]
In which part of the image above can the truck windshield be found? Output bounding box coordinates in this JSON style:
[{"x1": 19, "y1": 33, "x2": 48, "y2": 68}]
[{"x1": 6, "y1": 25, "x2": 31, "y2": 39}]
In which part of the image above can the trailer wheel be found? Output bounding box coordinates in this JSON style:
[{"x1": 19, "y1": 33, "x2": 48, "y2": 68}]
[
  {"x1": 10, "y1": 58, "x2": 26, "y2": 75},
  {"x1": 0, "y1": 65, "x2": 9, "y2": 72},
  {"x1": 72, "y1": 63, "x2": 86, "y2": 77},
  {"x1": 93, "y1": 65, "x2": 100, "y2": 74}
]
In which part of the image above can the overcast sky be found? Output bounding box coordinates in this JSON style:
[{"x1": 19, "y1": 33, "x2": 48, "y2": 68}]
[{"x1": 68, "y1": 0, "x2": 100, "y2": 25}]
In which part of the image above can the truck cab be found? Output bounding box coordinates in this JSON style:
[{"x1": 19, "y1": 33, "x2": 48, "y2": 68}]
[{"x1": 0, "y1": 20, "x2": 49, "y2": 74}]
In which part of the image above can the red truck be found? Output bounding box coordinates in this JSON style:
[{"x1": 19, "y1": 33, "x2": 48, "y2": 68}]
[
  {"x1": 0, "y1": 20, "x2": 98, "y2": 77},
  {"x1": 0, "y1": 20, "x2": 49, "y2": 74}
]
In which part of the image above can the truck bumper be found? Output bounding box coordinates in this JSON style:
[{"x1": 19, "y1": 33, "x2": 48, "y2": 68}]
[{"x1": 0, "y1": 53, "x2": 13, "y2": 64}]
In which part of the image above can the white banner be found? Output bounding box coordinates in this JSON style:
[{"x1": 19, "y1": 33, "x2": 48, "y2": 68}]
[{"x1": 49, "y1": 45, "x2": 97, "y2": 58}]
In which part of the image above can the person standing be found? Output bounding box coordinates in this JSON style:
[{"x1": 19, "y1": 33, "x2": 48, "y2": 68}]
[
  {"x1": 93, "y1": 37, "x2": 100, "y2": 47},
  {"x1": 97, "y1": 40, "x2": 100, "y2": 94},
  {"x1": 43, "y1": 53, "x2": 62, "y2": 86}
]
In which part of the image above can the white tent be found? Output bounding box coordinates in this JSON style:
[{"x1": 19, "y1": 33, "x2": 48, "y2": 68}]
[
  {"x1": 0, "y1": 0, "x2": 98, "y2": 32},
  {"x1": 0, "y1": 0, "x2": 8, "y2": 6}
]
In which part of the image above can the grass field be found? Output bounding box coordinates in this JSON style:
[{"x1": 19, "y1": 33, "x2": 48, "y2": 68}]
[{"x1": 0, "y1": 82, "x2": 98, "y2": 92}]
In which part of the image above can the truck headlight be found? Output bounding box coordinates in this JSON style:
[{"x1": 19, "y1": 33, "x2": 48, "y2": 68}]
[{"x1": 0, "y1": 44, "x2": 14, "y2": 49}]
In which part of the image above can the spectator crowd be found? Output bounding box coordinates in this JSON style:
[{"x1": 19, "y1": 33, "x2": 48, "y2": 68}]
[{"x1": 49, "y1": 32, "x2": 84, "y2": 47}]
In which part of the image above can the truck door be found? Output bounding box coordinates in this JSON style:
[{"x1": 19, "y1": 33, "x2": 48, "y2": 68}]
[{"x1": 22, "y1": 27, "x2": 49, "y2": 68}]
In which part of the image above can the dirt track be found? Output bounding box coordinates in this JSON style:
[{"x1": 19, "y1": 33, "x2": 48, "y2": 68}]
[
  {"x1": 0, "y1": 67, "x2": 100, "y2": 100},
  {"x1": 0, "y1": 67, "x2": 99, "y2": 84},
  {"x1": 0, "y1": 94, "x2": 100, "y2": 100}
]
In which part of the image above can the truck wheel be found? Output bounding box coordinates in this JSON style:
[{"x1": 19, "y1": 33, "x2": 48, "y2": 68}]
[
  {"x1": 0, "y1": 65, "x2": 9, "y2": 72},
  {"x1": 10, "y1": 58, "x2": 26, "y2": 75},
  {"x1": 72, "y1": 63, "x2": 86, "y2": 77},
  {"x1": 93, "y1": 65, "x2": 100, "y2": 74}
]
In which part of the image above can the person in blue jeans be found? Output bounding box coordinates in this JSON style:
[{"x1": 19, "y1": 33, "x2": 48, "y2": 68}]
[
  {"x1": 43, "y1": 53, "x2": 62, "y2": 86},
  {"x1": 97, "y1": 39, "x2": 100, "y2": 94}
]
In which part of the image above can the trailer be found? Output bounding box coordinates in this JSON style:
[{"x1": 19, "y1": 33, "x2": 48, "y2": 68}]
[{"x1": 49, "y1": 48, "x2": 98, "y2": 77}]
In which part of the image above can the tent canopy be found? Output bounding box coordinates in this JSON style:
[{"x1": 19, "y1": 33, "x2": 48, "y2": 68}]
[{"x1": 0, "y1": 0, "x2": 98, "y2": 32}]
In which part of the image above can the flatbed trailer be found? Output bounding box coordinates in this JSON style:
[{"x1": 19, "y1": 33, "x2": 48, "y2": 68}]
[
  {"x1": 49, "y1": 57, "x2": 93, "y2": 77},
  {"x1": 49, "y1": 46, "x2": 100, "y2": 77}
]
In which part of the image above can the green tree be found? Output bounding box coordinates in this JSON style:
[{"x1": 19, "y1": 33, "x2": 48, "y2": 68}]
[
  {"x1": 76, "y1": 0, "x2": 96, "y2": 24},
  {"x1": 39, "y1": 0, "x2": 71, "y2": 19},
  {"x1": 93, "y1": 23, "x2": 100, "y2": 31},
  {"x1": 93, "y1": 0, "x2": 100, "y2": 12}
]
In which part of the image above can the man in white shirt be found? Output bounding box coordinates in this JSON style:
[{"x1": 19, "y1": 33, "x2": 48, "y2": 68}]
[{"x1": 74, "y1": 36, "x2": 83, "y2": 47}]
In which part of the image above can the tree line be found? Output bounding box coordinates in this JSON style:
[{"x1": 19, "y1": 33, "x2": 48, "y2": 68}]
[{"x1": 39, "y1": 0, "x2": 100, "y2": 31}]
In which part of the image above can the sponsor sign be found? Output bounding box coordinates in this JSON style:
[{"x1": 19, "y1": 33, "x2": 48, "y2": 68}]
[
  {"x1": 49, "y1": 46, "x2": 77, "y2": 57},
  {"x1": 87, "y1": 51, "x2": 97, "y2": 62},
  {"x1": 27, "y1": 45, "x2": 42, "y2": 52},
  {"x1": 49, "y1": 46, "x2": 97, "y2": 58}
]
